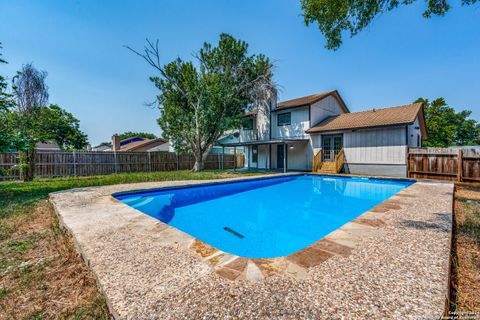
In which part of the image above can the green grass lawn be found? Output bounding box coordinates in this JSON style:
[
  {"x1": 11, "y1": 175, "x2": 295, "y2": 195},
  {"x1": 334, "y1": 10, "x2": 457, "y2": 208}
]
[
  {"x1": 0, "y1": 170, "x2": 266, "y2": 319},
  {"x1": 0, "y1": 170, "x2": 264, "y2": 219}
]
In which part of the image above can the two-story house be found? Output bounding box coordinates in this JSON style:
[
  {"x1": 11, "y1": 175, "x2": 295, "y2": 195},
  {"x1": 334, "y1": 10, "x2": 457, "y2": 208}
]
[{"x1": 221, "y1": 90, "x2": 427, "y2": 177}]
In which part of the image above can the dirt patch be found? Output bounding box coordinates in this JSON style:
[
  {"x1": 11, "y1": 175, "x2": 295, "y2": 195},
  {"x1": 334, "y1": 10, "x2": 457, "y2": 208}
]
[
  {"x1": 451, "y1": 184, "x2": 480, "y2": 312},
  {"x1": 0, "y1": 201, "x2": 109, "y2": 319}
]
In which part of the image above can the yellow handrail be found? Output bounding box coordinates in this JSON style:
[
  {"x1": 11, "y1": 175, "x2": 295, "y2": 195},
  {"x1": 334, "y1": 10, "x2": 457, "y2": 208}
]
[
  {"x1": 334, "y1": 148, "x2": 345, "y2": 173},
  {"x1": 312, "y1": 149, "x2": 322, "y2": 172}
]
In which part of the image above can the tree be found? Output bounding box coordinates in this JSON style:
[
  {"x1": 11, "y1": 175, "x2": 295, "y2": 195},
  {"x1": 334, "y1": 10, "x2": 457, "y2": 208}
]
[
  {"x1": 118, "y1": 131, "x2": 157, "y2": 140},
  {"x1": 127, "y1": 33, "x2": 275, "y2": 171},
  {"x1": 0, "y1": 42, "x2": 16, "y2": 152},
  {"x1": 0, "y1": 43, "x2": 14, "y2": 111},
  {"x1": 10, "y1": 64, "x2": 88, "y2": 180},
  {"x1": 300, "y1": 0, "x2": 479, "y2": 50},
  {"x1": 416, "y1": 97, "x2": 480, "y2": 147}
]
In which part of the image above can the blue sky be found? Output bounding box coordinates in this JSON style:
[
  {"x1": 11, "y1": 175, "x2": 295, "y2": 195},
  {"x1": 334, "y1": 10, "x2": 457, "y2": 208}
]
[{"x1": 1, "y1": 0, "x2": 479, "y2": 145}]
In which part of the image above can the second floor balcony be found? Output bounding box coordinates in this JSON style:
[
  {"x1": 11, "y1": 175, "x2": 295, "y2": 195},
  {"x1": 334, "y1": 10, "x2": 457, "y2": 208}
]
[{"x1": 239, "y1": 129, "x2": 258, "y2": 143}]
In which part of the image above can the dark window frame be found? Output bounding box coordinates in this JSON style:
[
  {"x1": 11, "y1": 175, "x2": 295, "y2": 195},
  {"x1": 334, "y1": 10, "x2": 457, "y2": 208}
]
[
  {"x1": 277, "y1": 112, "x2": 291, "y2": 126},
  {"x1": 252, "y1": 145, "x2": 258, "y2": 162}
]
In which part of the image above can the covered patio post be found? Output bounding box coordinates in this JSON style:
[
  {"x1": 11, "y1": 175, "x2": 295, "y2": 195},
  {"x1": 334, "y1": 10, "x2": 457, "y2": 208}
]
[
  {"x1": 269, "y1": 144, "x2": 272, "y2": 170},
  {"x1": 283, "y1": 142, "x2": 287, "y2": 173}
]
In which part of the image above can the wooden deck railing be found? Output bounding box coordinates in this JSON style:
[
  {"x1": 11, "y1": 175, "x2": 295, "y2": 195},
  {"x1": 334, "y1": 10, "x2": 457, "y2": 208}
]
[
  {"x1": 334, "y1": 149, "x2": 345, "y2": 173},
  {"x1": 312, "y1": 149, "x2": 322, "y2": 172}
]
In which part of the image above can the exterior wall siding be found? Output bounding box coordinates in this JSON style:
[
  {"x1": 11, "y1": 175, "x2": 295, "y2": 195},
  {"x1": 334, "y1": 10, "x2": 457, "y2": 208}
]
[
  {"x1": 247, "y1": 144, "x2": 270, "y2": 169},
  {"x1": 343, "y1": 126, "x2": 407, "y2": 165},
  {"x1": 251, "y1": 143, "x2": 309, "y2": 171},
  {"x1": 310, "y1": 95, "x2": 345, "y2": 126},
  {"x1": 271, "y1": 106, "x2": 310, "y2": 140},
  {"x1": 286, "y1": 142, "x2": 309, "y2": 171},
  {"x1": 344, "y1": 164, "x2": 407, "y2": 177},
  {"x1": 407, "y1": 117, "x2": 421, "y2": 147}
]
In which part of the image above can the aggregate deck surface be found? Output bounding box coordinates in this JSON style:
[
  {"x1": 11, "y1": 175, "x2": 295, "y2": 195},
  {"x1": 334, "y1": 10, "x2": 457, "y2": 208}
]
[{"x1": 49, "y1": 174, "x2": 454, "y2": 319}]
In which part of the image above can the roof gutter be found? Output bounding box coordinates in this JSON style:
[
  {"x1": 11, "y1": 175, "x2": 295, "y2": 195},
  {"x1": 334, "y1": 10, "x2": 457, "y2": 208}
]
[{"x1": 305, "y1": 122, "x2": 415, "y2": 134}]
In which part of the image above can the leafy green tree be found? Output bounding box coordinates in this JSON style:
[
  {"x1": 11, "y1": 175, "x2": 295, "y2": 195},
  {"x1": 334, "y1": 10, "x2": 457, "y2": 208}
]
[
  {"x1": 416, "y1": 97, "x2": 480, "y2": 147},
  {"x1": 0, "y1": 43, "x2": 16, "y2": 152},
  {"x1": 300, "y1": 0, "x2": 479, "y2": 50},
  {"x1": 10, "y1": 64, "x2": 88, "y2": 180},
  {"x1": 127, "y1": 33, "x2": 275, "y2": 171},
  {"x1": 118, "y1": 131, "x2": 157, "y2": 140}
]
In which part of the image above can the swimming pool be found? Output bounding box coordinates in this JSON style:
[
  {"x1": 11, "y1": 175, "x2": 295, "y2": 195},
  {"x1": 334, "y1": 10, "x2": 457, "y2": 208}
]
[{"x1": 114, "y1": 174, "x2": 413, "y2": 258}]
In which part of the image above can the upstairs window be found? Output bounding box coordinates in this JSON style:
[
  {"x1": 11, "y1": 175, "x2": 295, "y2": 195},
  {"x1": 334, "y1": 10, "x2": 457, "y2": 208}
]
[
  {"x1": 243, "y1": 117, "x2": 254, "y2": 130},
  {"x1": 277, "y1": 112, "x2": 291, "y2": 126}
]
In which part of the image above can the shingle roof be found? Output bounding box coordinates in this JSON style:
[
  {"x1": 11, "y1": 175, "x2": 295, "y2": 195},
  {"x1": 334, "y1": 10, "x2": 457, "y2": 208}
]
[
  {"x1": 306, "y1": 102, "x2": 427, "y2": 138},
  {"x1": 276, "y1": 90, "x2": 349, "y2": 113},
  {"x1": 121, "y1": 138, "x2": 167, "y2": 151}
]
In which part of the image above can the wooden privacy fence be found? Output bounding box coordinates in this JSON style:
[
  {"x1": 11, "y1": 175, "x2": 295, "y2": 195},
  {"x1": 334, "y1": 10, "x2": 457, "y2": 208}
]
[
  {"x1": 0, "y1": 151, "x2": 244, "y2": 181},
  {"x1": 408, "y1": 148, "x2": 480, "y2": 182}
]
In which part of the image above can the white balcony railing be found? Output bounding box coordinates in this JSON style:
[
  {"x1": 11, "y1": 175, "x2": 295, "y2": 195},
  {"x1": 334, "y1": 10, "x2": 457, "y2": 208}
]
[{"x1": 239, "y1": 129, "x2": 258, "y2": 143}]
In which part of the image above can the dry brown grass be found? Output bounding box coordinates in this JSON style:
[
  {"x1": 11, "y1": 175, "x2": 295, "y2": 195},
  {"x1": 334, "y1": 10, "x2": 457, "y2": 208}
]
[
  {"x1": 0, "y1": 200, "x2": 109, "y2": 320},
  {"x1": 451, "y1": 183, "x2": 480, "y2": 312}
]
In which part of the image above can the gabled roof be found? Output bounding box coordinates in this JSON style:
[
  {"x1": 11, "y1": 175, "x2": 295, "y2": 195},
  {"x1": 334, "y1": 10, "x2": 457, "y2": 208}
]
[
  {"x1": 120, "y1": 136, "x2": 145, "y2": 146},
  {"x1": 276, "y1": 90, "x2": 350, "y2": 113},
  {"x1": 306, "y1": 102, "x2": 428, "y2": 139},
  {"x1": 121, "y1": 138, "x2": 167, "y2": 151}
]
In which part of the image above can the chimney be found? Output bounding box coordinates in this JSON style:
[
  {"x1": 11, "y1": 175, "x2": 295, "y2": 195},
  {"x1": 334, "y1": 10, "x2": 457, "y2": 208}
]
[{"x1": 112, "y1": 134, "x2": 120, "y2": 151}]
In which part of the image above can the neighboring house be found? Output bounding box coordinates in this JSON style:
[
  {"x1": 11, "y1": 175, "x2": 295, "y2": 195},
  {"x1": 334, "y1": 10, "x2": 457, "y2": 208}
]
[
  {"x1": 36, "y1": 142, "x2": 61, "y2": 151},
  {"x1": 220, "y1": 90, "x2": 427, "y2": 177},
  {"x1": 92, "y1": 143, "x2": 111, "y2": 152},
  {"x1": 210, "y1": 132, "x2": 245, "y2": 155},
  {"x1": 111, "y1": 134, "x2": 170, "y2": 152}
]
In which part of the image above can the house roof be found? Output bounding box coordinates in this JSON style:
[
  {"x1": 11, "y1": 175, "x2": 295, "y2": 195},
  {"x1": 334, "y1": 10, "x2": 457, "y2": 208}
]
[
  {"x1": 36, "y1": 142, "x2": 61, "y2": 150},
  {"x1": 244, "y1": 109, "x2": 258, "y2": 117},
  {"x1": 121, "y1": 138, "x2": 167, "y2": 151},
  {"x1": 120, "y1": 136, "x2": 145, "y2": 146},
  {"x1": 306, "y1": 102, "x2": 428, "y2": 139},
  {"x1": 276, "y1": 90, "x2": 350, "y2": 113}
]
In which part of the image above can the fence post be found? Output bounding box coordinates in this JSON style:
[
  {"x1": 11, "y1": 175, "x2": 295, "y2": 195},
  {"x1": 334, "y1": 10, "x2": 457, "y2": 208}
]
[
  {"x1": 233, "y1": 146, "x2": 237, "y2": 171},
  {"x1": 114, "y1": 151, "x2": 118, "y2": 173},
  {"x1": 176, "y1": 153, "x2": 179, "y2": 171},
  {"x1": 458, "y1": 149, "x2": 463, "y2": 182},
  {"x1": 148, "y1": 152, "x2": 152, "y2": 172},
  {"x1": 222, "y1": 147, "x2": 224, "y2": 170},
  {"x1": 73, "y1": 151, "x2": 77, "y2": 176}
]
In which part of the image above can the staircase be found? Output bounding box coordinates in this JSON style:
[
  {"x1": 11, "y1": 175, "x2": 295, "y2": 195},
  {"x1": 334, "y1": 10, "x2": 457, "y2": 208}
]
[
  {"x1": 316, "y1": 162, "x2": 337, "y2": 174},
  {"x1": 312, "y1": 149, "x2": 345, "y2": 174}
]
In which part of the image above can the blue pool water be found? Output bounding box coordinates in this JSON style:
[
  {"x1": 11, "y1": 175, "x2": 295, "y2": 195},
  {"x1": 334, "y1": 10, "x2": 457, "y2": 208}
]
[{"x1": 114, "y1": 174, "x2": 413, "y2": 258}]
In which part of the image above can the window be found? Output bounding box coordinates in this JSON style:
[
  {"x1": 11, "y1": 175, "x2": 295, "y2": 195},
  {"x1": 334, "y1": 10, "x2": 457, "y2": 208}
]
[
  {"x1": 252, "y1": 145, "x2": 258, "y2": 163},
  {"x1": 417, "y1": 134, "x2": 420, "y2": 147},
  {"x1": 277, "y1": 112, "x2": 291, "y2": 126},
  {"x1": 243, "y1": 117, "x2": 254, "y2": 130}
]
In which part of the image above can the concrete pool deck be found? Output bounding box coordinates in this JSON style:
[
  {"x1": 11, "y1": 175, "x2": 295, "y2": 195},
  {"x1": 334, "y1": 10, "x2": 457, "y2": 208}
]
[{"x1": 50, "y1": 174, "x2": 454, "y2": 319}]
